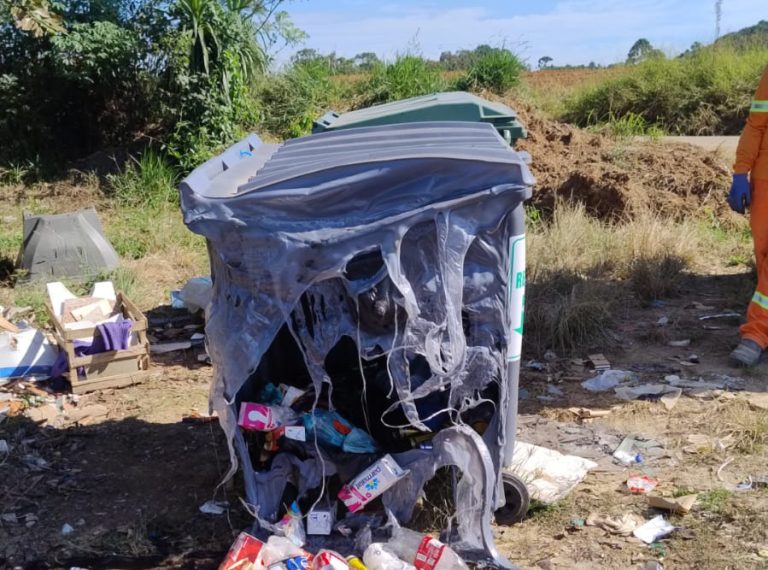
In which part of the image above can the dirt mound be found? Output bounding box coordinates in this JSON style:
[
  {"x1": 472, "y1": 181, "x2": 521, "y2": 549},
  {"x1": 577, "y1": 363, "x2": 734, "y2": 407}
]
[{"x1": 509, "y1": 100, "x2": 732, "y2": 219}]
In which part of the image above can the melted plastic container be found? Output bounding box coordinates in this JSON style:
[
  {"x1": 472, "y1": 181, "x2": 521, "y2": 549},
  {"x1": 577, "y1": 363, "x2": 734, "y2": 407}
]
[{"x1": 180, "y1": 122, "x2": 533, "y2": 569}]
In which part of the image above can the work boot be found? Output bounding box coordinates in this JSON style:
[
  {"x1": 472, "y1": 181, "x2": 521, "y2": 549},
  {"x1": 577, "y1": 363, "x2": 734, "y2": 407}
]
[{"x1": 729, "y1": 339, "x2": 763, "y2": 368}]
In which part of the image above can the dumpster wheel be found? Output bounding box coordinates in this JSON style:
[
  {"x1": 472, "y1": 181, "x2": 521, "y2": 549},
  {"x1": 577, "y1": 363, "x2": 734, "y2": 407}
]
[{"x1": 494, "y1": 472, "x2": 530, "y2": 525}]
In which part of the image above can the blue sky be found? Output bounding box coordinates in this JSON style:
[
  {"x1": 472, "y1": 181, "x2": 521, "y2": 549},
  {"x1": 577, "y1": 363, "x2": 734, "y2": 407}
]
[{"x1": 281, "y1": 0, "x2": 767, "y2": 66}]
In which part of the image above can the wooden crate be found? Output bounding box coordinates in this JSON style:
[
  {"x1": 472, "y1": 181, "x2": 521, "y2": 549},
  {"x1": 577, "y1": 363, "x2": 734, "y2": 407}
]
[{"x1": 46, "y1": 293, "x2": 152, "y2": 394}]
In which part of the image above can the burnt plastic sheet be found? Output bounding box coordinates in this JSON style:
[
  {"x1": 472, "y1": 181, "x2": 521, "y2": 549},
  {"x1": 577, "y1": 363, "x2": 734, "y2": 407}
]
[{"x1": 180, "y1": 123, "x2": 533, "y2": 568}]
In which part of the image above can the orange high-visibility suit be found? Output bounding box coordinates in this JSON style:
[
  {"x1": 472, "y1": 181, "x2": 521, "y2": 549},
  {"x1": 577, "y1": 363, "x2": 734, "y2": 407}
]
[{"x1": 736, "y1": 65, "x2": 768, "y2": 347}]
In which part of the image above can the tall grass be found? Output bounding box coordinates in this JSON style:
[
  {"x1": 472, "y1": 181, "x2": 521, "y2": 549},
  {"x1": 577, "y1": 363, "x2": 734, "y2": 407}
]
[
  {"x1": 106, "y1": 149, "x2": 179, "y2": 208},
  {"x1": 455, "y1": 49, "x2": 524, "y2": 95},
  {"x1": 564, "y1": 45, "x2": 768, "y2": 135},
  {"x1": 258, "y1": 60, "x2": 346, "y2": 139},
  {"x1": 355, "y1": 55, "x2": 447, "y2": 108}
]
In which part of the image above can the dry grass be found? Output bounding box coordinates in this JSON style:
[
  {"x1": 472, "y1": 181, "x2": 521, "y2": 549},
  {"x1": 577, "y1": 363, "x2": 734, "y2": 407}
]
[
  {"x1": 524, "y1": 202, "x2": 751, "y2": 352},
  {"x1": 517, "y1": 67, "x2": 629, "y2": 117},
  {"x1": 710, "y1": 399, "x2": 768, "y2": 454},
  {"x1": 528, "y1": 202, "x2": 751, "y2": 285}
]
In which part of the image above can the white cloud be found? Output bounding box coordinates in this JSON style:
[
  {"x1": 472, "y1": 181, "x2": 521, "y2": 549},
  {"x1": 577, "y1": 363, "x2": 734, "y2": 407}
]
[{"x1": 285, "y1": 0, "x2": 767, "y2": 66}]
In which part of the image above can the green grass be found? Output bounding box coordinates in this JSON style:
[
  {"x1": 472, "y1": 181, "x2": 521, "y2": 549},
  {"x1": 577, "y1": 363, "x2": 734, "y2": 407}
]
[
  {"x1": 454, "y1": 48, "x2": 524, "y2": 95},
  {"x1": 355, "y1": 55, "x2": 447, "y2": 108},
  {"x1": 564, "y1": 44, "x2": 768, "y2": 135},
  {"x1": 105, "y1": 150, "x2": 179, "y2": 209},
  {"x1": 588, "y1": 111, "x2": 665, "y2": 140},
  {"x1": 104, "y1": 203, "x2": 204, "y2": 261},
  {"x1": 258, "y1": 59, "x2": 347, "y2": 139},
  {"x1": 698, "y1": 488, "x2": 731, "y2": 513}
]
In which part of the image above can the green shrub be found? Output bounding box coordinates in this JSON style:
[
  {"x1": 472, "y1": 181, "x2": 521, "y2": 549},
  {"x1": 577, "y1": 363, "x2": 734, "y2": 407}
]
[
  {"x1": 356, "y1": 55, "x2": 446, "y2": 107},
  {"x1": 455, "y1": 48, "x2": 523, "y2": 94},
  {"x1": 106, "y1": 149, "x2": 179, "y2": 208},
  {"x1": 564, "y1": 45, "x2": 768, "y2": 135},
  {"x1": 258, "y1": 59, "x2": 340, "y2": 139}
]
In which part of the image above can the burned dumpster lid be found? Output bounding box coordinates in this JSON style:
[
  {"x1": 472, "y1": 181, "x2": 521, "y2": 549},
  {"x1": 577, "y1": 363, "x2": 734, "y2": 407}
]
[
  {"x1": 180, "y1": 122, "x2": 534, "y2": 228},
  {"x1": 313, "y1": 91, "x2": 526, "y2": 141},
  {"x1": 17, "y1": 207, "x2": 120, "y2": 281}
]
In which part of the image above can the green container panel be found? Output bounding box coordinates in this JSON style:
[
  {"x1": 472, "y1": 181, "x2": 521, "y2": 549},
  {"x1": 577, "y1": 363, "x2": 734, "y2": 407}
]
[{"x1": 313, "y1": 91, "x2": 527, "y2": 145}]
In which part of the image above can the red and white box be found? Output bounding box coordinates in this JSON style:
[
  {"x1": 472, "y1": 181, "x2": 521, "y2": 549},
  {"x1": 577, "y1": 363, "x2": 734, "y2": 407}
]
[
  {"x1": 219, "y1": 532, "x2": 265, "y2": 570},
  {"x1": 338, "y1": 454, "x2": 406, "y2": 513}
]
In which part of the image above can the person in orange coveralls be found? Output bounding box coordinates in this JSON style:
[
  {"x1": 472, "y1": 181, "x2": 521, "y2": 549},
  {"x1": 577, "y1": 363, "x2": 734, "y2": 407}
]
[{"x1": 729, "y1": 66, "x2": 768, "y2": 366}]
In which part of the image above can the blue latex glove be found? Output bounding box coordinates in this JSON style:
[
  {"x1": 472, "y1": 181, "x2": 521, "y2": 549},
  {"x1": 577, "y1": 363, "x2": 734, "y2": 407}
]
[{"x1": 728, "y1": 174, "x2": 751, "y2": 214}]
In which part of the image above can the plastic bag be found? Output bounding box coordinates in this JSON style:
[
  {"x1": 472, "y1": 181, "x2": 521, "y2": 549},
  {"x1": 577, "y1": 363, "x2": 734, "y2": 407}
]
[
  {"x1": 303, "y1": 410, "x2": 352, "y2": 448},
  {"x1": 342, "y1": 427, "x2": 378, "y2": 454},
  {"x1": 259, "y1": 383, "x2": 285, "y2": 405},
  {"x1": 363, "y1": 544, "x2": 414, "y2": 570},
  {"x1": 276, "y1": 501, "x2": 306, "y2": 547},
  {"x1": 262, "y1": 535, "x2": 307, "y2": 566}
]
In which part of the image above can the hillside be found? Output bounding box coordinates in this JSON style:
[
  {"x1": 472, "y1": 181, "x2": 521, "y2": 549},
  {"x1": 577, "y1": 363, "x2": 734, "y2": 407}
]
[{"x1": 716, "y1": 19, "x2": 768, "y2": 49}]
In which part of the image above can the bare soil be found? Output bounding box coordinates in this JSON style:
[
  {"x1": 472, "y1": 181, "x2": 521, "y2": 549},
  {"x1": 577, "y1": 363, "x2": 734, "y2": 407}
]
[
  {"x1": 1, "y1": 110, "x2": 766, "y2": 570},
  {"x1": 508, "y1": 100, "x2": 734, "y2": 220},
  {"x1": 2, "y1": 271, "x2": 767, "y2": 570}
]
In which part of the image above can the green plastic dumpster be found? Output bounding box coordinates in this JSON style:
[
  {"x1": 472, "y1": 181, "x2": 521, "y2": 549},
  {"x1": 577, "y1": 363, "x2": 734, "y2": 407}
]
[{"x1": 313, "y1": 91, "x2": 527, "y2": 145}]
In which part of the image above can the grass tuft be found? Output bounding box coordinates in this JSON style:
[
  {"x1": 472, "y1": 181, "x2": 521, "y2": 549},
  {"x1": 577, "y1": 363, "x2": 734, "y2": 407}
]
[
  {"x1": 454, "y1": 48, "x2": 524, "y2": 95},
  {"x1": 105, "y1": 150, "x2": 179, "y2": 209},
  {"x1": 628, "y1": 254, "x2": 688, "y2": 302},
  {"x1": 698, "y1": 488, "x2": 731, "y2": 513}
]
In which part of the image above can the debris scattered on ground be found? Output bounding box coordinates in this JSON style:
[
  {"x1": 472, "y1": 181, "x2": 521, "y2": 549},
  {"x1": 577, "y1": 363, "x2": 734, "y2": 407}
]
[
  {"x1": 507, "y1": 441, "x2": 597, "y2": 504},
  {"x1": 667, "y1": 339, "x2": 691, "y2": 348},
  {"x1": 587, "y1": 353, "x2": 611, "y2": 372},
  {"x1": 613, "y1": 435, "x2": 665, "y2": 466},
  {"x1": 586, "y1": 512, "x2": 646, "y2": 536},
  {"x1": 745, "y1": 393, "x2": 768, "y2": 411},
  {"x1": 182, "y1": 409, "x2": 218, "y2": 423},
  {"x1": 717, "y1": 457, "x2": 735, "y2": 481},
  {"x1": 687, "y1": 301, "x2": 715, "y2": 311},
  {"x1": 526, "y1": 360, "x2": 546, "y2": 371},
  {"x1": 170, "y1": 276, "x2": 212, "y2": 314},
  {"x1": 61, "y1": 523, "x2": 75, "y2": 536},
  {"x1": 614, "y1": 384, "x2": 681, "y2": 406},
  {"x1": 568, "y1": 407, "x2": 612, "y2": 421},
  {"x1": 699, "y1": 312, "x2": 740, "y2": 321},
  {"x1": 150, "y1": 341, "x2": 193, "y2": 354},
  {"x1": 647, "y1": 494, "x2": 697, "y2": 514},
  {"x1": 582, "y1": 370, "x2": 635, "y2": 392},
  {"x1": 683, "y1": 434, "x2": 735, "y2": 454},
  {"x1": 656, "y1": 317, "x2": 669, "y2": 327},
  {"x1": 199, "y1": 500, "x2": 228, "y2": 515},
  {"x1": 633, "y1": 515, "x2": 675, "y2": 544},
  {"x1": 0, "y1": 325, "x2": 59, "y2": 381},
  {"x1": 627, "y1": 475, "x2": 659, "y2": 494}
]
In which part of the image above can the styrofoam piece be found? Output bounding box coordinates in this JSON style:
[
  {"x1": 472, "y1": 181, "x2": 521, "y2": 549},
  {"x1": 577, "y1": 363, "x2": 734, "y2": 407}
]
[
  {"x1": 90, "y1": 281, "x2": 116, "y2": 301},
  {"x1": 0, "y1": 328, "x2": 59, "y2": 379},
  {"x1": 47, "y1": 281, "x2": 116, "y2": 319},
  {"x1": 46, "y1": 282, "x2": 77, "y2": 318}
]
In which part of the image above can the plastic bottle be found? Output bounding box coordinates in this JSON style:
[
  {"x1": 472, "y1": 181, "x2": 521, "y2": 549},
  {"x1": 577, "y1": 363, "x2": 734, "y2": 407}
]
[
  {"x1": 363, "y1": 543, "x2": 415, "y2": 570},
  {"x1": 385, "y1": 528, "x2": 468, "y2": 570}
]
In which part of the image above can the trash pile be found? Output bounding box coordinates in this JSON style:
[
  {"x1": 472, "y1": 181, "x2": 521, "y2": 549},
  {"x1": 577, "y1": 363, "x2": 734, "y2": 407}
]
[{"x1": 220, "y1": 515, "x2": 470, "y2": 570}]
